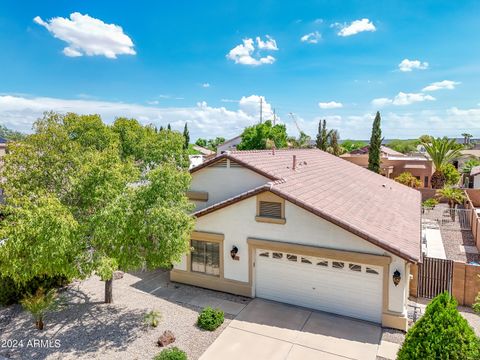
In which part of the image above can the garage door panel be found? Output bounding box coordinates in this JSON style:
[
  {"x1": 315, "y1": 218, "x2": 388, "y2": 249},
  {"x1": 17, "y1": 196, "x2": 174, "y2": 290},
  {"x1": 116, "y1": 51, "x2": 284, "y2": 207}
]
[{"x1": 255, "y1": 250, "x2": 383, "y2": 323}]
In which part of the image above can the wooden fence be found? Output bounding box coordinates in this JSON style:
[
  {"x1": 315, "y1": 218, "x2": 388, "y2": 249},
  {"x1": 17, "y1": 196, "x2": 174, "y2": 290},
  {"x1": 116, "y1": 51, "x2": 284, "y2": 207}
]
[
  {"x1": 417, "y1": 257, "x2": 453, "y2": 298},
  {"x1": 465, "y1": 190, "x2": 480, "y2": 250}
]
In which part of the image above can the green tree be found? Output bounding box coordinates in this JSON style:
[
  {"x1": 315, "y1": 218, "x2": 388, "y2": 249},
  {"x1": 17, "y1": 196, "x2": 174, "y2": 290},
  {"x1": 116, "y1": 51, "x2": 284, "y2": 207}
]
[
  {"x1": 419, "y1": 134, "x2": 433, "y2": 144},
  {"x1": 462, "y1": 133, "x2": 473, "y2": 145},
  {"x1": 436, "y1": 186, "x2": 466, "y2": 210},
  {"x1": 237, "y1": 120, "x2": 288, "y2": 150},
  {"x1": 387, "y1": 139, "x2": 419, "y2": 154},
  {"x1": 167, "y1": 123, "x2": 171, "y2": 131},
  {"x1": 395, "y1": 172, "x2": 422, "y2": 188},
  {"x1": 316, "y1": 119, "x2": 331, "y2": 151},
  {"x1": 397, "y1": 292, "x2": 480, "y2": 360},
  {"x1": 289, "y1": 131, "x2": 311, "y2": 149},
  {"x1": 0, "y1": 112, "x2": 194, "y2": 304},
  {"x1": 341, "y1": 139, "x2": 367, "y2": 153},
  {"x1": 183, "y1": 123, "x2": 190, "y2": 150},
  {"x1": 327, "y1": 130, "x2": 342, "y2": 156},
  {"x1": 368, "y1": 112, "x2": 382, "y2": 173},
  {"x1": 462, "y1": 159, "x2": 480, "y2": 174},
  {"x1": 195, "y1": 138, "x2": 208, "y2": 147},
  {"x1": 0, "y1": 125, "x2": 26, "y2": 141},
  {"x1": 422, "y1": 137, "x2": 463, "y2": 189},
  {"x1": 443, "y1": 163, "x2": 461, "y2": 186}
]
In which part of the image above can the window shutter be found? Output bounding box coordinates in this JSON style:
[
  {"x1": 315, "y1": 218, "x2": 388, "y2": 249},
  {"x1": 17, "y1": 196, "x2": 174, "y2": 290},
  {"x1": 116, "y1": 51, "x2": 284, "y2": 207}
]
[{"x1": 259, "y1": 201, "x2": 282, "y2": 218}]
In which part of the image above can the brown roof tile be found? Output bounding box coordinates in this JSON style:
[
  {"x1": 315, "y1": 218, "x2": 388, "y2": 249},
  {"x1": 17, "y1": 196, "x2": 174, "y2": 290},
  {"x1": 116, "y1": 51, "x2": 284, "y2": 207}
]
[{"x1": 193, "y1": 149, "x2": 421, "y2": 262}]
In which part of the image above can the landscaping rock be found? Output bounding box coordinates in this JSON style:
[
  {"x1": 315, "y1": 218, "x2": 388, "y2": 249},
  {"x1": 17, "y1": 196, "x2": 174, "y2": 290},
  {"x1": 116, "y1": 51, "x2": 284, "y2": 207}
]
[
  {"x1": 157, "y1": 330, "x2": 175, "y2": 347},
  {"x1": 113, "y1": 271, "x2": 124, "y2": 280}
]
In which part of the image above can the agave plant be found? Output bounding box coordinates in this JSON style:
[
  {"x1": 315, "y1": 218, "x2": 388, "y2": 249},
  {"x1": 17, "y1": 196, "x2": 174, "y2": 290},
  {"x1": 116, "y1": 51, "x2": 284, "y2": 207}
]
[
  {"x1": 143, "y1": 309, "x2": 161, "y2": 328},
  {"x1": 422, "y1": 137, "x2": 463, "y2": 189}
]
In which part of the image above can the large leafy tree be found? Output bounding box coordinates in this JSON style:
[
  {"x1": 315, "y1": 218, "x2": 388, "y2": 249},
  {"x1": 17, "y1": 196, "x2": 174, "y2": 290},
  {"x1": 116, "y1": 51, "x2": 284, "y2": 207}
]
[
  {"x1": 0, "y1": 112, "x2": 194, "y2": 303},
  {"x1": 368, "y1": 111, "x2": 382, "y2": 173},
  {"x1": 237, "y1": 120, "x2": 288, "y2": 150},
  {"x1": 422, "y1": 137, "x2": 463, "y2": 189},
  {"x1": 0, "y1": 125, "x2": 26, "y2": 141}
]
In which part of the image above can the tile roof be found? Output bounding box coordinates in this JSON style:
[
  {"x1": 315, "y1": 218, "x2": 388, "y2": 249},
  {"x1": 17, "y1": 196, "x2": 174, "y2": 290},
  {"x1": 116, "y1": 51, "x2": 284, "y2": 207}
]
[
  {"x1": 192, "y1": 149, "x2": 421, "y2": 262},
  {"x1": 348, "y1": 145, "x2": 405, "y2": 157}
]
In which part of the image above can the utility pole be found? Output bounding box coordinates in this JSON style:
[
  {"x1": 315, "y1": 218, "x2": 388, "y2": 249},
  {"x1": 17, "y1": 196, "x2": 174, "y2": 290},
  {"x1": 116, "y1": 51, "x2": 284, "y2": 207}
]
[{"x1": 259, "y1": 97, "x2": 263, "y2": 123}]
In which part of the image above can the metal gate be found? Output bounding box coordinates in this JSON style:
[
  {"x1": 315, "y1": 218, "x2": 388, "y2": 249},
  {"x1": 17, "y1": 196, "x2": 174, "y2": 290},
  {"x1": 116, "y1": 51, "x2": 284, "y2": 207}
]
[
  {"x1": 422, "y1": 206, "x2": 472, "y2": 231},
  {"x1": 417, "y1": 257, "x2": 453, "y2": 298}
]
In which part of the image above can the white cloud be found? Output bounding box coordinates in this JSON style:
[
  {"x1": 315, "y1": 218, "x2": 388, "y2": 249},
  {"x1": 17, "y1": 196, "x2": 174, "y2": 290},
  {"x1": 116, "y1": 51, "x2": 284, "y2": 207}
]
[
  {"x1": 201, "y1": 83, "x2": 210, "y2": 88},
  {"x1": 371, "y1": 98, "x2": 393, "y2": 107},
  {"x1": 226, "y1": 36, "x2": 278, "y2": 66},
  {"x1": 422, "y1": 80, "x2": 460, "y2": 92},
  {"x1": 300, "y1": 31, "x2": 321, "y2": 44},
  {"x1": 34, "y1": 12, "x2": 135, "y2": 59},
  {"x1": 372, "y1": 92, "x2": 435, "y2": 107},
  {"x1": 318, "y1": 101, "x2": 343, "y2": 109},
  {"x1": 398, "y1": 59, "x2": 429, "y2": 72},
  {"x1": 335, "y1": 18, "x2": 376, "y2": 37},
  {"x1": 0, "y1": 94, "x2": 276, "y2": 140},
  {"x1": 392, "y1": 92, "x2": 435, "y2": 106}
]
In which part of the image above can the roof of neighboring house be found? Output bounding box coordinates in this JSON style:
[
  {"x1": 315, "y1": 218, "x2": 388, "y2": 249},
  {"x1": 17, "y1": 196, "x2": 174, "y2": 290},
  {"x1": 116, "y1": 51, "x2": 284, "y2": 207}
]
[
  {"x1": 471, "y1": 166, "x2": 480, "y2": 177},
  {"x1": 347, "y1": 145, "x2": 405, "y2": 157},
  {"x1": 192, "y1": 145, "x2": 215, "y2": 156},
  {"x1": 192, "y1": 149, "x2": 421, "y2": 262},
  {"x1": 461, "y1": 149, "x2": 480, "y2": 158},
  {"x1": 217, "y1": 135, "x2": 242, "y2": 151},
  {"x1": 0, "y1": 137, "x2": 7, "y2": 144}
]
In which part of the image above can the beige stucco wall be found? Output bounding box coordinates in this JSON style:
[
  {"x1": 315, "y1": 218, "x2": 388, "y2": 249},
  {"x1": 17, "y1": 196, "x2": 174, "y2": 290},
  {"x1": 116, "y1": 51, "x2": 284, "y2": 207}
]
[
  {"x1": 189, "y1": 163, "x2": 269, "y2": 211},
  {"x1": 177, "y1": 195, "x2": 410, "y2": 316}
]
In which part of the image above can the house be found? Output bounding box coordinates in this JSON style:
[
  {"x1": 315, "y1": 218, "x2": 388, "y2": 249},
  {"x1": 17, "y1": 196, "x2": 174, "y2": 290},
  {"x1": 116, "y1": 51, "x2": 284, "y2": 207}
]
[
  {"x1": 471, "y1": 166, "x2": 480, "y2": 189},
  {"x1": 216, "y1": 135, "x2": 242, "y2": 154},
  {"x1": 174, "y1": 149, "x2": 421, "y2": 331},
  {"x1": 341, "y1": 145, "x2": 434, "y2": 188}
]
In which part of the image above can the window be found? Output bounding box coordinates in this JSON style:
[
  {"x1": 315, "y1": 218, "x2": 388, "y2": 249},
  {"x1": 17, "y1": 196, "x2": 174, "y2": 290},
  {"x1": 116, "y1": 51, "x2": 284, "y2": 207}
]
[
  {"x1": 259, "y1": 201, "x2": 282, "y2": 218},
  {"x1": 301, "y1": 257, "x2": 312, "y2": 264},
  {"x1": 272, "y1": 252, "x2": 283, "y2": 259},
  {"x1": 316, "y1": 260, "x2": 328, "y2": 267},
  {"x1": 424, "y1": 176, "x2": 429, "y2": 188},
  {"x1": 191, "y1": 240, "x2": 220, "y2": 276},
  {"x1": 349, "y1": 263, "x2": 361, "y2": 272},
  {"x1": 259, "y1": 251, "x2": 269, "y2": 258},
  {"x1": 286, "y1": 254, "x2": 297, "y2": 262},
  {"x1": 366, "y1": 267, "x2": 379, "y2": 275},
  {"x1": 332, "y1": 261, "x2": 344, "y2": 269}
]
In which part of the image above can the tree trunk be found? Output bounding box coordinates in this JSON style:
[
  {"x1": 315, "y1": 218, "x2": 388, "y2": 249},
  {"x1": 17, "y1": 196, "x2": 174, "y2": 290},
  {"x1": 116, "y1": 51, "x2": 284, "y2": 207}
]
[
  {"x1": 431, "y1": 170, "x2": 446, "y2": 189},
  {"x1": 36, "y1": 318, "x2": 44, "y2": 330},
  {"x1": 105, "y1": 279, "x2": 113, "y2": 303}
]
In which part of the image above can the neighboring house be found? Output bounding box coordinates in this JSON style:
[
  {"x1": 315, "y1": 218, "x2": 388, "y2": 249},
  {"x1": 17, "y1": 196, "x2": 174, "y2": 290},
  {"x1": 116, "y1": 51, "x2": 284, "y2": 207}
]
[
  {"x1": 454, "y1": 148, "x2": 480, "y2": 171},
  {"x1": 192, "y1": 145, "x2": 215, "y2": 157},
  {"x1": 176, "y1": 149, "x2": 421, "y2": 331},
  {"x1": 216, "y1": 135, "x2": 242, "y2": 154},
  {"x1": 471, "y1": 166, "x2": 480, "y2": 189},
  {"x1": 341, "y1": 145, "x2": 434, "y2": 188}
]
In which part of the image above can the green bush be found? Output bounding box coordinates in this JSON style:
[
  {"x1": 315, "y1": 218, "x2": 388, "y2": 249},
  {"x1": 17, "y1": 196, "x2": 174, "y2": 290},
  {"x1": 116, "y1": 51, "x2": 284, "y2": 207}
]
[
  {"x1": 397, "y1": 292, "x2": 480, "y2": 360},
  {"x1": 422, "y1": 198, "x2": 439, "y2": 208},
  {"x1": 0, "y1": 275, "x2": 69, "y2": 306},
  {"x1": 197, "y1": 306, "x2": 224, "y2": 331},
  {"x1": 153, "y1": 347, "x2": 187, "y2": 360}
]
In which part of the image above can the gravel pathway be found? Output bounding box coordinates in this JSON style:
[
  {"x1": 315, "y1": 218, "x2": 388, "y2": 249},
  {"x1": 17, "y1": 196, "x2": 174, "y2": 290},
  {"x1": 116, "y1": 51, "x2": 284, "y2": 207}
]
[{"x1": 0, "y1": 270, "x2": 248, "y2": 360}]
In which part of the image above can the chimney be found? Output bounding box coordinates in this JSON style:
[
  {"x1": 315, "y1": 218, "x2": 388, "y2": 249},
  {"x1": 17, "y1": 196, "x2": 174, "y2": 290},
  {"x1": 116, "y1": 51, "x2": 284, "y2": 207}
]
[{"x1": 292, "y1": 155, "x2": 296, "y2": 170}]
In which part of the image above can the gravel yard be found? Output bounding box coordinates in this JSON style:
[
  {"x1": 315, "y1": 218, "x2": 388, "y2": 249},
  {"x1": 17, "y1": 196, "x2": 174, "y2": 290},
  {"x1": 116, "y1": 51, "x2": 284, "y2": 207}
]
[{"x1": 0, "y1": 270, "x2": 250, "y2": 360}]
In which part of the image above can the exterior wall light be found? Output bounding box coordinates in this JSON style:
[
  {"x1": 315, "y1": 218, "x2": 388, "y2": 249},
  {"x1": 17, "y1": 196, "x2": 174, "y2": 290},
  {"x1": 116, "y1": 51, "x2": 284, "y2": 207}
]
[
  {"x1": 230, "y1": 246, "x2": 239, "y2": 260},
  {"x1": 393, "y1": 270, "x2": 401, "y2": 286}
]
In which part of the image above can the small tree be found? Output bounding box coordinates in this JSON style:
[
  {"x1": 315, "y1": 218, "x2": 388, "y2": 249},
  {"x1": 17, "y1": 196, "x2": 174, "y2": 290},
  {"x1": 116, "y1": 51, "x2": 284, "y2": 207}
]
[
  {"x1": 316, "y1": 119, "x2": 331, "y2": 151},
  {"x1": 368, "y1": 112, "x2": 382, "y2": 173},
  {"x1": 327, "y1": 130, "x2": 342, "y2": 156},
  {"x1": 21, "y1": 288, "x2": 60, "y2": 330},
  {"x1": 183, "y1": 123, "x2": 190, "y2": 150},
  {"x1": 395, "y1": 172, "x2": 422, "y2": 188},
  {"x1": 397, "y1": 292, "x2": 480, "y2": 360},
  {"x1": 436, "y1": 187, "x2": 466, "y2": 209},
  {"x1": 443, "y1": 163, "x2": 461, "y2": 186}
]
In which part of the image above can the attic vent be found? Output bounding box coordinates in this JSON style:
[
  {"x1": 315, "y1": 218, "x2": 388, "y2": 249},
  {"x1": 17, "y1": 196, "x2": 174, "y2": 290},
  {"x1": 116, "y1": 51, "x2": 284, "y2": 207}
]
[
  {"x1": 229, "y1": 160, "x2": 243, "y2": 168},
  {"x1": 211, "y1": 158, "x2": 228, "y2": 168},
  {"x1": 259, "y1": 201, "x2": 282, "y2": 218}
]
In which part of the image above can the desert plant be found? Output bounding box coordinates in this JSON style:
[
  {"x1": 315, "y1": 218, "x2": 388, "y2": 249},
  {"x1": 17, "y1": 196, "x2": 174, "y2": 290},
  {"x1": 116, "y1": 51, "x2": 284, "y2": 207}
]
[
  {"x1": 153, "y1": 347, "x2": 187, "y2": 360},
  {"x1": 197, "y1": 306, "x2": 224, "y2": 331},
  {"x1": 436, "y1": 187, "x2": 466, "y2": 209},
  {"x1": 144, "y1": 310, "x2": 161, "y2": 328},
  {"x1": 20, "y1": 288, "x2": 59, "y2": 330},
  {"x1": 422, "y1": 137, "x2": 463, "y2": 188},
  {"x1": 422, "y1": 198, "x2": 439, "y2": 208},
  {"x1": 443, "y1": 163, "x2": 461, "y2": 186},
  {"x1": 398, "y1": 292, "x2": 480, "y2": 360},
  {"x1": 395, "y1": 172, "x2": 422, "y2": 188}
]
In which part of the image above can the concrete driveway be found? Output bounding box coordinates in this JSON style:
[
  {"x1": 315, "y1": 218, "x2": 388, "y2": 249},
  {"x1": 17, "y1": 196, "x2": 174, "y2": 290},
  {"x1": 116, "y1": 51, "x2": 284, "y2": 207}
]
[{"x1": 200, "y1": 299, "x2": 384, "y2": 360}]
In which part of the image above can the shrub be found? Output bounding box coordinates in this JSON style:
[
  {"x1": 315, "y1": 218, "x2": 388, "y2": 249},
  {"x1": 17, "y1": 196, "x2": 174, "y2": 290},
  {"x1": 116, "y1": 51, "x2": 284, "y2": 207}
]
[
  {"x1": 153, "y1": 347, "x2": 187, "y2": 360},
  {"x1": 21, "y1": 288, "x2": 60, "y2": 330},
  {"x1": 422, "y1": 198, "x2": 439, "y2": 208},
  {"x1": 397, "y1": 292, "x2": 480, "y2": 360},
  {"x1": 197, "y1": 306, "x2": 224, "y2": 331},
  {"x1": 0, "y1": 274, "x2": 69, "y2": 306},
  {"x1": 443, "y1": 163, "x2": 461, "y2": 186},
  {"x1": 144, "y1": 310, "x2": 161, "y2": 328},
  {"x1": 394, "y1": 172, "x2": 422, "y2": 188}
]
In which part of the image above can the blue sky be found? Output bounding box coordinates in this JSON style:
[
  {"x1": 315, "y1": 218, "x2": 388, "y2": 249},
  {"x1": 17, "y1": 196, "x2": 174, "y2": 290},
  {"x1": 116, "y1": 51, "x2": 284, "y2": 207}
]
[{"x1": 1, "y1": 0, "x2": 479, "y2": 140}]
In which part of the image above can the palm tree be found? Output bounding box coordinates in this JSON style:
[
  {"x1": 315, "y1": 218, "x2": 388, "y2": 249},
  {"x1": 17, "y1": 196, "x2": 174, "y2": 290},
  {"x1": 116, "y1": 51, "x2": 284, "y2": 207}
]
[
  {"x1": 436, "y1": 186, "x2": 466, "y2": 221},
  {"x1": 422, "y1": 137, "x2": 463, "y2": 189},
  {"x1": 462, "y1": 133, "x2": 473, "y2": 145}
]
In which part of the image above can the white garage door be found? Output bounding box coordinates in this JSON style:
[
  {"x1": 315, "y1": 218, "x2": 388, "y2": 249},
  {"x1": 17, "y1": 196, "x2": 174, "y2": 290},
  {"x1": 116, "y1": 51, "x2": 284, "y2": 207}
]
[{"x1": 255, "y1": 249, "x2": 383, "y2": 323}]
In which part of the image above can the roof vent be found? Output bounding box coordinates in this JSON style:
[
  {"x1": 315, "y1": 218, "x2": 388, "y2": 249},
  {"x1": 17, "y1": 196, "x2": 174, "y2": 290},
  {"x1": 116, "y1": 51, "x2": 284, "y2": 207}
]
[{"x1": 292, "y1": 155, "x2": 297, "y2": 170}]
